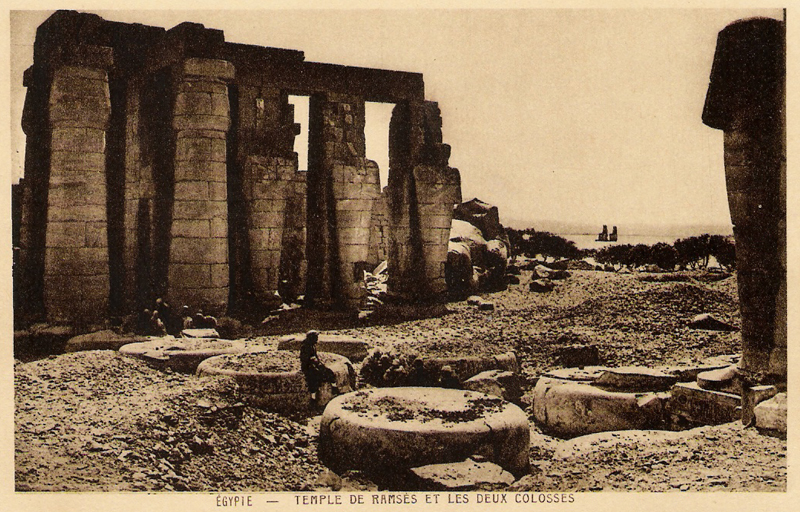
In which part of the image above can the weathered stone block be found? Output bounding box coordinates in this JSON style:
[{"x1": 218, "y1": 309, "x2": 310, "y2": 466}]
[
  {"x1": 170, "y1": 286, "x2": 228, "y2": 308},
  {"x1": 595, "y1": 367, "x2": 678, "y2": 392},
  {"x1": 170, "y1": 263, "x2": 211, "y2": 287},
  {"x1": 51, "y1": 127, "x2": 106, "y2": 153},
  {"x1": 249, "y1": 230, "x2": 278, "y2": 251},
  {"x1": 463, "y1": 370, "x2": 521, "y2": 402},
  {"x1": 172, "y1": 219, "x2": 211, "y2": 238},
  {"x1": 251, "y1": 249, "x2": 281, "y2": 271},
  {"x1": 182, "y1": 58, "x2": 235, "y2": 81},
  {"x1": 210, "y1": 217, "x2": 228, "y2": 238},
  {"x1": 174, "y1": 181, "x2": 209, "y2": 201},
  {"x1": 175, "y1": 91, "x2": 214, "y2": 117},
  {"x1": 48, "y1": 180, "x2": 106, "y2": 207},
  {"x1": 174, "y1": 161, "x2": 227, "y2": 182},
  {"x1": 210, "y1": 264, "x2": 229, "y2": 287},
  {"x1": 44, "y1": 247, "x2": 109, "y2": 276},
  {"x1": 45, "y1": 222, "x2": 86, "y2": 248},
  {"x1": 532, "y1": 378, "x2": 667, "y2": 438},
  {"x1": 209, "y1": 181, "x2": 227, "y2": 201},
  {"x1": 173, "y1": 114, "x2": 230, "y2": 132},
  {"x1": 172, "y1": 200, "x2": 226, "y2": 220},
  {"x1": 51, "y1": 151, "x2": 105, "y2": 173},
  {"x1": 754, "y1": 393, "x2": 786, "y2": 436},
  {"x1": 666, "y1": 382, "x2": 741, "y2": 425},
  {"x1": 178, "y1": 80, "x2": 227, "y2": 95},
  {"x1": 175, "y1": 137, "x2": 227, "y2": 163},
  {"x1": 249, "y1": 210, "x2": 284, "y2": 228},
  {"x1": 47, "y1": 204, "x2": 106, "y2": 222},
  {"x1": 742, "y1": 385, "x2": 778, "y2": 426},
  {"x1": 338, "y1": 228, "x2": 371, "y2": 246},
  {"x1": 170, "y1": 238, "x2": 228, "y2": 264},
  {"x1": 84, "y1": 222, "x2": 107, "y2": 248},
  {"x1": 252, "y1": 182, "x2": 289, "y2": 200}
]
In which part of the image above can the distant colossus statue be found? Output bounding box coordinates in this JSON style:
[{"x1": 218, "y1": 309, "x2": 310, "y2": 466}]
[
  {"x1": 13, "y1": 11, "x2": 461, "y2": 326},
  {"x1": 702, "y1": 17, "x2": 786, "y2": 386}
]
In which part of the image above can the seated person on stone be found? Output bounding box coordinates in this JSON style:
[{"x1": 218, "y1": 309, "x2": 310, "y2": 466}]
[{"x1": 300, "y1": 330, "x2": 337, "y2": 404}]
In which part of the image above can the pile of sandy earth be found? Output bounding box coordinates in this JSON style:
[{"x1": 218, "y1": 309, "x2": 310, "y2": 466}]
[{"x1": 14, "y1": 270, "x2": 785, "y2": 491}]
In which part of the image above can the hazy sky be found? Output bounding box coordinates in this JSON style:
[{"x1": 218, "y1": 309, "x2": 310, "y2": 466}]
[{"x1": 10, "y1": 8, "x2": 783, "y2": 232}]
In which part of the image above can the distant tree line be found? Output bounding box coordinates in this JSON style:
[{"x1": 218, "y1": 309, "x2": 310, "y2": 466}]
[
  {"x1": 506, "y1": 228, "x2": 584, "y2": 262},
  {"x1": 594, "y1": 234, "x2": 735, "y2": 271},
  {"x1": 507, "y1": 229, "x2": 735, "y2": 271}
]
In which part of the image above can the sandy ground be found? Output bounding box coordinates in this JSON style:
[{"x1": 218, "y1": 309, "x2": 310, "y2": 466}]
[{"x1": 14, "y1": 270, "x2": 786, "y2": 492}]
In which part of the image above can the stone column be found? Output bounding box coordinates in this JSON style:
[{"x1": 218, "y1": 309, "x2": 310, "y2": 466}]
[
  {"x1": 43, "y1": 45, "x2": 114, "y2": 324},
  {"x1": 702, "y1": 18, "x2": 785, "y2": 385},
  {"x1": 306, "y1": 93, "x2": 379, "y2": 310},
  {"x1": 168, "y1": 58, "x2": 235, "y2": 312},
  {"x1": 387, "y1": 101, "x2": 461, "y2": 302}
]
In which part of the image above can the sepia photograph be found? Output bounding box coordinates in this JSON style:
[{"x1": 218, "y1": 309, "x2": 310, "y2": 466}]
[{"x1": 4, "y1": 2, "x2": 792, "y2": 509}]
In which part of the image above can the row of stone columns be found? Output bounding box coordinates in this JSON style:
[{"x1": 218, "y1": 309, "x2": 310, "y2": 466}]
[{"x1": 21, "y1": 54, "x2": 460, "y2": 323}]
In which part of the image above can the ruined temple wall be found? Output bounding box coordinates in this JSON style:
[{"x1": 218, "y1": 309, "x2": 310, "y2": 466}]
[{"x1": 18, "y1": 11, "x2": 461, "y2": 322}]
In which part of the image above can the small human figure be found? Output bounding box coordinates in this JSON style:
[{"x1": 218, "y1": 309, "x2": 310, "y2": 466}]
[
  {"x1": 181, "y1": 306, "x2": 193, "y2": 330},
  {"x1": 193, "y1": 312, "x2": 206, "y2": 329},
  {"x1": 438, "y1": 365, "x2": 461, "y2": 389},
  {"x1": 300, "y1": 330, "x2": 336, "y2": 405},
  {"x1": 150, "y1": 310, "x2": 167, "y2": 336}
]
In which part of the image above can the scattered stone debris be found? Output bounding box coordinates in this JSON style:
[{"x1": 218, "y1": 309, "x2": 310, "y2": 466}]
[
  {"x1": 529, "y1": 279, "x2": 555, "y2": 293},
  {"x1": 463, "y1": 370, "x2": 522, "y2": 402},
  {"x1": 688, "y1": 313, "x2": 738, "y2": 331},
  {"x1": 407, "y1": 456, "x2": 515, "y2": 491}
]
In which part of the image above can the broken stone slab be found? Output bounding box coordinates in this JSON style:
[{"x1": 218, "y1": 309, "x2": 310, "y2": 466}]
[
  {"x1": 319, "y1": 387, "x2": 530, "y2": 478},
  {"x1": 424, "y1": 352, "x2": 519, "y2": 382},
  {"x1": 697, "y1": 365, "x2": 739, "y2": 393},
  {"x1": 463, "y1": 370, "x2": 522, "y2": 402},
  {"x1": 197, "y1": 350, "x2": 355, "y2": 411},
  {"x1": 660, "y1": 362, "x2": 734, "y2": 382},
  {"x1": 466, "y1": 295, "x2": 483, "y2": 305},
  {"x1": 541, "y1": 366, "x2": 610, "y2": 382},
  {"x1": 529, "y1": 279, "x2": 554, "y2": 293},
  {"x1": 119, "y1": 338, "x2": 245, "y2": 373},
  {"x1": 754, "y1": 393, "x2": 786, "y2": 438},
  {"x1": 594, "y1": 366, "x2": 677, "y2": 392},
  {"x1": 532, "y1": 377, "x2": 668, "y2": 438},
  {"x1": 64, "y1": 330, "x2": 148, "y2": 353},
  {"x1": 277, "y1": 333, "x2": 370, "y2": 362},
  {"x1": 534, "y1": 265, "x2": 570, "y2": 280},
  {"x1": 741, "y1": 385, "x2": 779, "y2": 426},
  {"x1": 688, "y1": 313, "x2": 737, "y2": 331},
  {"x1": 181, "y1": 328, "x2": 220, "y2": 339},
  {"x1": 478, "y1": 301, "x2": 495, "y2": 311},
  {"x1": 556, "y1": 344, "x2": 602, "y2": 368},
  {"x1": 407, "y1": 456, "x2": 515, "y2": 491},
  {"x1": 666, "y1": 382, "x2": 741, "y2": 426}
]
